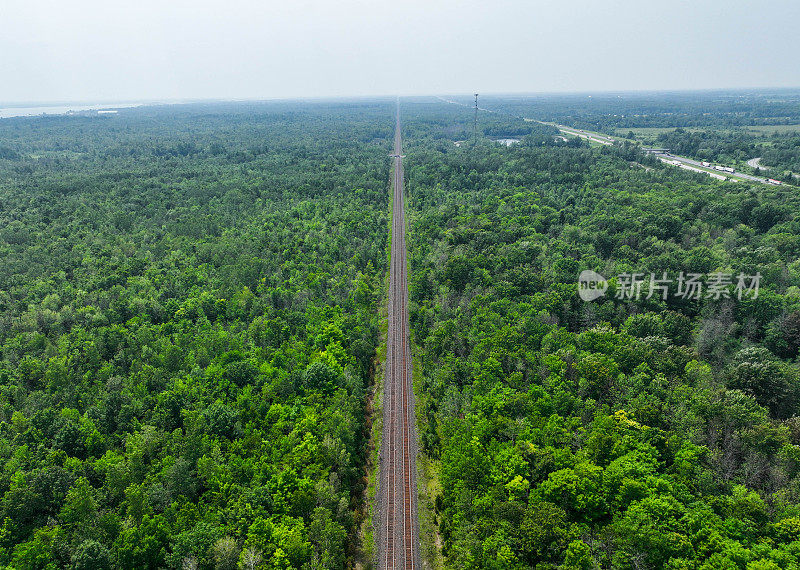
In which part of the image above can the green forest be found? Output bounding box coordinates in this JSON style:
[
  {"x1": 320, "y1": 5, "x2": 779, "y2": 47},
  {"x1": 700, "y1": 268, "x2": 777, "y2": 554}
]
[
  {"x1": 0, "y1": 102, "x2": 392, "y2": 569},
  {"x1": 2, "y1": 93, "x2": 800, "y2": 569},
  {"x1": 403, "y1": 99, "x2": 800, "y2": 569}
]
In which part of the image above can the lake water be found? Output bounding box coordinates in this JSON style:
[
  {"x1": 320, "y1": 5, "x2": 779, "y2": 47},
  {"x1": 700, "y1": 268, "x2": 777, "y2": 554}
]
[{"x1": 0, "y1": 103, "x2": 142, "y2": 119}]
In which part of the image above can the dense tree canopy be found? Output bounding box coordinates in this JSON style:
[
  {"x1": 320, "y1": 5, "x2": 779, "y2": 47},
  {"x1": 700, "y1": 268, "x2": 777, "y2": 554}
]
[
  {"x1": 403, "y1": 100, "x2": 800, "y2": 568},
  {"x1": 0, "y1": 101, "x2": 392, "y2": 569},
  {"x1": 1, "y1": 94, "x2": 800, "y2": 569}
]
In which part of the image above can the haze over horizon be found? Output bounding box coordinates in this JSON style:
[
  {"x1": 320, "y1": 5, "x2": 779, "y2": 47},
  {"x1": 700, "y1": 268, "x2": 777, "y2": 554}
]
[{"x1": 2, "y1": 0, "x2": 799, "y2": 104}]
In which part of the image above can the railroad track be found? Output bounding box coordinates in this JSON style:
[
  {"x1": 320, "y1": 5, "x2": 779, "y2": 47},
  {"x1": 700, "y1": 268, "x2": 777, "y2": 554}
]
[{"x1": 380, "y1": 100, "x2": 419, "y2": 570}]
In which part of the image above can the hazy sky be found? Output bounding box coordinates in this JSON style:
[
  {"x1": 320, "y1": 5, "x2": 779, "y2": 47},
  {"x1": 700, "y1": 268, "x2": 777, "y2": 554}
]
[{"x1": 1, "y1": 0, "x2": 798, "y2": 103}]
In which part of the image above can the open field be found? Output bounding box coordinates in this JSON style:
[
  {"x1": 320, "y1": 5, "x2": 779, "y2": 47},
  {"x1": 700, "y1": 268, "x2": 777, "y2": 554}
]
[
  {"x1": 613, "y1": 126, "x2": 702, "y2": 140},
  {"x1": 743, "y1": 124, "x2": 800, "y2": 134},
  {"x1": 616, "y1": 124, "x2": 800, "y2": 139}
]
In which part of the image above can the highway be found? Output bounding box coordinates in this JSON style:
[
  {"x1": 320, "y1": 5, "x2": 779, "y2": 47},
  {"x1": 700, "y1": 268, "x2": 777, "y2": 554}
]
[
  {"x1": 540, "y1": 122, "x2": 778, "y2": 185},
  {"x1": 649, "y1": 152, "x2": 771, "y2": 183},
  {"x1": 378, "y1": 99, "x2": 420, "y2": 570},
  {"x1": 436, "y1": 96, "x2": 781, "y2": 186},
  {"x1": 544, "y1": 123, "x2": 614, "y2": 146}
]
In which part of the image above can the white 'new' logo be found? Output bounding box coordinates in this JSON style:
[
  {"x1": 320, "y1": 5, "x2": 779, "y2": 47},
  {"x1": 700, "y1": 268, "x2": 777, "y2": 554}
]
[{"x1": 578, "y1": 270, "x2": 607, "y2": 301}]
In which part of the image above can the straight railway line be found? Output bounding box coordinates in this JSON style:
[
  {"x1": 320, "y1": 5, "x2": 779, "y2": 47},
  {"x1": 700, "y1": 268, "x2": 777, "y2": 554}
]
[{"x1": 379, "y1": 99, "x2": 419, "y2": 570}]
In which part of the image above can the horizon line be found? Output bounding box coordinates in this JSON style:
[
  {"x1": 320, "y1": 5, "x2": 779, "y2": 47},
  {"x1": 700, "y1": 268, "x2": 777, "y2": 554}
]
[{"x1": 3, "y1": 85, "x2": 800, "y2": 109}]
